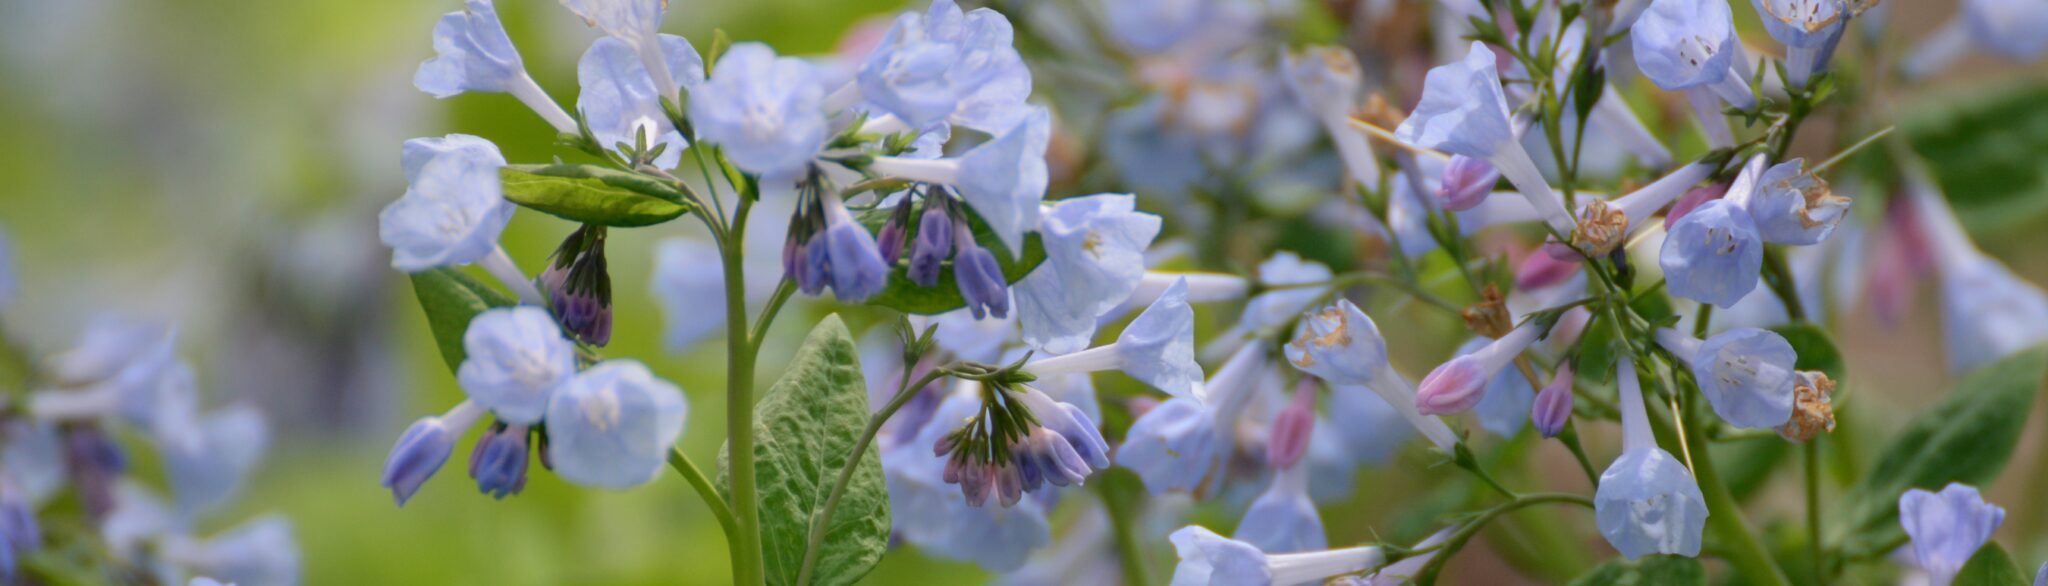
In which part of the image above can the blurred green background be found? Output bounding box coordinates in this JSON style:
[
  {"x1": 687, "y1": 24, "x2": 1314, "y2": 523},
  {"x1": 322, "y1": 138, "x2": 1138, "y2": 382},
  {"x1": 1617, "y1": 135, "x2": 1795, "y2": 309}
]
[{"x1": 0, "y1": 0, "x2": 2045, "y2": 584}]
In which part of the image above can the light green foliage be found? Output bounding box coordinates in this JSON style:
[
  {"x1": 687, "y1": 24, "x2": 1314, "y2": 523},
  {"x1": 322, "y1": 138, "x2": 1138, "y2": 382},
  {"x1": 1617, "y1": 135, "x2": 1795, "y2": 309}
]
[
  {"x1": 500, "y1": 165, "x2": 692, "y2": 227},
  {"x1": 408, "y1": 267, "x2": 517, "y2": 373}
]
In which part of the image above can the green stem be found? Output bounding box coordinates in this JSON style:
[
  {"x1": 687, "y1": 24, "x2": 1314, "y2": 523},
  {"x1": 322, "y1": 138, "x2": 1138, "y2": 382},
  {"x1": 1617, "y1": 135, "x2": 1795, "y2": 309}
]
[
  {"x1": 1681, "y1": 392, "x2": 1793, "y2": 586},
  {"x1": 794, "y1": 367, "x2": 949, "y2": 585},
  {"x1": 1099, "y1": 481, "x2": 1152, "y2": 586},
  {"x1": 722, "y1": 196, "x2": 764, "y2": 586},
  {"x1": 1414, "y1": 492, "x2": 1594, "y2": 583},
  {"x1": 1805, "y1": 440, "x2": 1824, "y2": 585},
  {"x1": 1453, "y1": 443, "x2": 1519, "y2": 500},
  {"x1": 669, "y1": 447, "x2": 738, "y2": 541},
  {"x1": 1558, "y1": 423, "x2": 1601, "y2": 488},
  {"x1": 1762, "y1": 247, "x2": 1808, "y2": 322}
]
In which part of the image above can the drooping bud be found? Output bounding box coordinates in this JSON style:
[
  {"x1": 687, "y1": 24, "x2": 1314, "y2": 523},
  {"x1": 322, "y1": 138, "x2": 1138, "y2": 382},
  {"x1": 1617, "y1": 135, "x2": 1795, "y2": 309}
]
[
  {"x1": 469, "y1": 423, "x2": 532, "y2": 500},
  {"x1": 1776, "y1": 370, "x2": 1836, "y2": 442},
  {"x1": 1416, "y1": 322, "x2": 1541, "y2": 416},
  {"x1": 952, "y1": 221, "x2": 1010, "y2": 319},
  {"x1": 380, "y1": 401, "x2": 485, "y2": 506},
  {"x1": 1531, "y1": 364, "x2": 1575, "y2": 439},
  {"x1": 540, "y1": 225, "x2": 614, "y2": 346},
  {"x1": 1266, "y1": 380, "x2": 1318, "y2": 470},
  {"x1": 874, "y1": 197, "x2": 915, "y2": 266},
  {"x1": 1436, "y1": 155, "x2": 1500, "y2": 212},
  {"x1": 908, "y1": 199, "x2": 955, "y2": 288}
]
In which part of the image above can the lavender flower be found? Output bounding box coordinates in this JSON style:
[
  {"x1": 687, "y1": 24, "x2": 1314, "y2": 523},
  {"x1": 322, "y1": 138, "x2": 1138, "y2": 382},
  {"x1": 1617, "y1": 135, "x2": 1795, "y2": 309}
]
[
  {"x1": 416, "y1": 0, "x2": 577, "y2": 133},
  {"x1": 1594, "y1": 356, "x2": 1708, "y2": 559},
  {"x1": 1395, "y1": 42, "x2": 1574, "y2": 235},
  {"x1": 1901, "y1": 483, "x2": 2006, "y2": 586},
  {"x1": 1024, "y1": 278, "x2": 1200, "y2": 397},
  {"x1": 689, "y1": 43, "x2": 828, "y2": 177},
  {"x1": 1013, "y1": 194, "x2": 1163, "y2": 353}
]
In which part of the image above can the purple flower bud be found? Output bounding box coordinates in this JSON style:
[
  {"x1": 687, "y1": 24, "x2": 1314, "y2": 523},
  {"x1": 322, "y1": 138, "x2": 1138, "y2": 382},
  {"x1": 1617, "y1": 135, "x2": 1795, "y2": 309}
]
[
  {"x1": 801, "y1": 234, "x2": 832, "y2": 296},
  {"x1": 908, "y1": 202, "x2": 955, "y2": 288},
  {"x1": 61, "y1": 426, "x2": 125, "y2": 520},
  {"x1": 1266, "y1": 382, "x2": 1317, "y2": 470},
  {"x1": 952, "y1": 223, "x2": 1010, "y2": 319},
  {"x1": 875, "y1": 200, "x2": 914, "y2": 266},
  {"x1": 1416, "y1": 324, "x2": 1540, "y2": 416},
  {"x1": 540, "y1": 226, "x2": 613, "y2": 347},
  {"x1": 819, "y1": 193, "x2": 891, "y2": 302},
  {"x1": 380, "y1": 402, "x2": 483, "y2": 507},
  {"x1": 1436, "y1": 155, "x2": 1500, "y2": 212},
  {"x1": 468, "y1": 424, "x2": 531, "y2": 500},
  {"x1": 1531, "y1": 364, "x2": 1575, "y2": 438}
]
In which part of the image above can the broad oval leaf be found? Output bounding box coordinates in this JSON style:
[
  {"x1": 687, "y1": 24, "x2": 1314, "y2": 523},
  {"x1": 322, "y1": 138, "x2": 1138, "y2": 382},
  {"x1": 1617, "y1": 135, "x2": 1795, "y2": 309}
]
[
  {"x1": 1564, "y1": 555, "x2": 1706, "y2": 586},
  {"x1": 1833, "y1": 349, "x2": 2045, "y2": 554},
  {"x1": 857, "y1": 202, "x2": 1048, "y2": 315},
  {"x1": 1903, "y1": 82, "x2": 2048, "y2": 235},
  {"x1": 1954, "y1": 542, "x2": 2029, "y2": 586},
  {"x1": 408, "y1": 267, "x2": 518, "y2": 373},
  {"x1": 500, "y1": 164, "x2": 691, "y2": 227},
  {"x1": 718, "y1": 315, "x2": 888, "y2": 586}
]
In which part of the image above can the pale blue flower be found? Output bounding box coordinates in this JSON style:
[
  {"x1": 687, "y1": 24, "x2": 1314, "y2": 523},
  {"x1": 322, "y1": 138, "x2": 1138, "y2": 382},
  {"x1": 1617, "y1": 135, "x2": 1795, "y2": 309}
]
[
  {"x1": 415, "y1": 1, "x2": 524, "y2": 96},
  {"x1": 575, "y1": 35, "x2": 703, "y2": 169},
  {"x1": 1656, "y1": 327, "x2": 1797, "y2": 429},
  {"x1": 1234, "y1": 466, "x2": 1326, "y2": 554},
  {"x1": 1283, "y1": 299, "x2": 1388, "y2": 387},
  {"x1": 858, "y1": 0, "x2": 1032, "y2": 133},
  {"x1": 952, "y1": 226, "x2": 1011, "y2": 318},
  {"x1": 1660, "y1": 199, "x2": 1764, "y2": 308},
  {"x1": 688, "y1": 43, "x2": 828, "y2": 177},
  {"x1": 1632, "y1": 0, "x2": 1754, "y2": 107},
  {"x1": 1901, "y1": 483, "x2": 2006, "y2": 586},
  {"x1": 870, "y1": 108, "x2": 1050, "y2": 255},
  {"x1": 1750, "y1": 0, "x2": 1851, "y2": 87},
  {"x1": 1104, "y1": 0, "x2": 1210, "y2": 55},
  {"x1": 1395, "y1": 42, "x2": 1572, "y2": 234},
  {"x1": 1963, "y1": 0, "x2": 2048, "y2": 61},
  {"x1": 1239, "y1": 252, "x2": 1334, "y2": 332},
  {"x1": 416, "y1": 0, "x2": 576, "y2": 132},
  {"x1": 1326, "y1": 384, "x2": 1412, "y2": 465},
  {"x1": 161, "y1": 406, "x2": 267, "y2": 518},
  {"x1": 543, "y1": 360, "x2": 688, "y2": 489},
  {"x1": 1938, "y1": 256, "x2": 2048, "y2": 374},
  {"x1": 1024, "y1": 278, "x2": 1200, "y2": 397},
  {"x1": 379, "y1": 401, "x2": 485, "y2": 506},
  {"x1": 175, "y1": 515, "x2": 300, "y2": 586},
  {"x1": 1283, "y1": 46, "x2": 1379, "y2": 188},
  {"x1": 189, "y1": 579, "x2": 229, "y2": 586},
  {"x1": 41, "y1": 316, "x2": 177, "y2": 403},
  {"x1": 558, "y1": 0, "x2": 664, "y2": 41},
  {"x1": 1169, "y1": 525, "x2": 1387, "y2": 586},
  {"x1": 380, "y1": 135, "x2": 514, "y2": 272},
  {"x1": 1014, "y1": 194, "x2": 1163, "y2": 354},
  {"x1": 1739, "y1": 158, "x2": 1850, "y2": 245},
  {"x1": 457, "y1": 307, "x2": 576, "y2": 425},
  {"x1": 651, "y1": 238, "x2": 725, "y2": 350},
  {"x1": 1595, "y1": 357, "x2": 1707, "y2": 560},
  {"x1": 1117, "y1": 397, "x2": 1219, "y2": 494},
  {"x1": 818, "y1": 193, "x2": 891, "y2": 302}
]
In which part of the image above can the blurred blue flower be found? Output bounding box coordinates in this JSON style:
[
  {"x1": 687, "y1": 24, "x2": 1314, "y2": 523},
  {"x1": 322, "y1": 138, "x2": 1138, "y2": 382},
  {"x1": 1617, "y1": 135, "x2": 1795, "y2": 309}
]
[
  {"x1": 858, "y1": 0, "x2": 1032, "y2": 133},
  {"x1": 1234, "y1": 462, "x2": 1324, "y2": 554},
  {"x1": 1900, "y1": 483, "x2": 2005, "y2": 586},
  {"x1": 1027, "y1": 278, "x2": 1199, "y2": 397},
  {"x1": 1170, "y1": 525, "x2": 1386, "y2": 586}
]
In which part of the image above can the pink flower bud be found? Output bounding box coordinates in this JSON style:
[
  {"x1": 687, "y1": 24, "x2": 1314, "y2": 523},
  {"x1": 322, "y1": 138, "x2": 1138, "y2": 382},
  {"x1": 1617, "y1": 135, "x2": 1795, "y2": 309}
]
[
  {"x1": 1515, "y1": 248, "x2": 1583, "y2": 290},
  {"x1": 1531, "y1": 365, "x2": 1575, "y2": 438},
  {"x1": 1665, "y1": 183, "x2": 1728, "y2": 226},
  {"x1": 1266, "y1": 381, "x2": 1318, "y2": 469},
  {"x1": 1436, "y1": 155, "x2": 1500, "y2": 211},
  {"x1": 1415, "y1": 356, "x2": 1488, "y2": 415}
]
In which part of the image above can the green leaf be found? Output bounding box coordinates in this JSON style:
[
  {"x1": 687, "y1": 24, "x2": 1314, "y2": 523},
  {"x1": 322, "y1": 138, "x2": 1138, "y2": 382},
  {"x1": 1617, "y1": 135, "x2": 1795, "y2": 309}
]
[
  {"x1": 499, "y1": 164, "x2": 691, "y2": 227},
  {"x1": 1834, "y1": 349, "x2": 2045, "y2": 553},
  {"x1": 1575, "y1": 311, "x2": 1618, "y2": 384},
  {"x1": 1563, "y1": 555, "x2": 1706, "y2": 586},
  {"x1": 857, "y1": 203, "x2": 1048, "y2": 315},
  {"x1": 408, "y1": 268, "x2": 517, "y2": 373},
  {"x1": 719, "y1": 315, "x2": 888, "y2": 586},
  {"x1": 1771, "y1": 322, "x2": 1846, "y2": 382},
  {"x1": 1903, "y1": 82, "x2": 2048, "y2": 235},
  {"x1": 1954, "y1": 542, "x2": 2029, "y2": 586}
]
